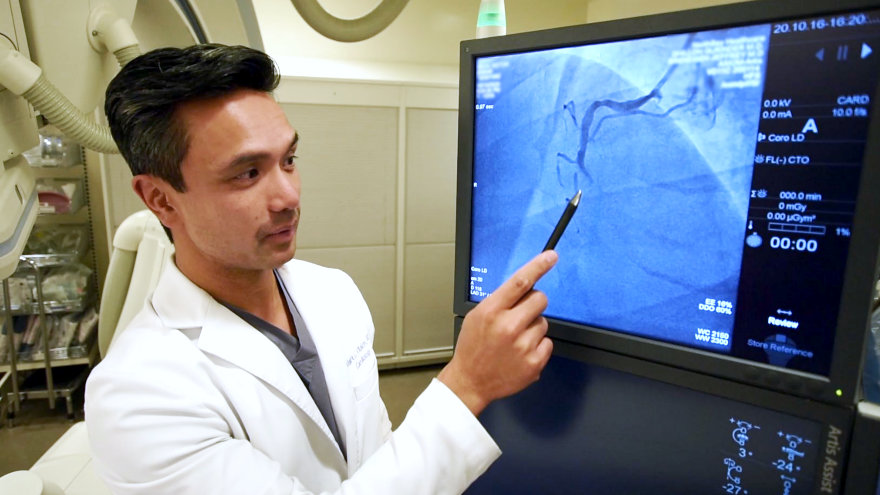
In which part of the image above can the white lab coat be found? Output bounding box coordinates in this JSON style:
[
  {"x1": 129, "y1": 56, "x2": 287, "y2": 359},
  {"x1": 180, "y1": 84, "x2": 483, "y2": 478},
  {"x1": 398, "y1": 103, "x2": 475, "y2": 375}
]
[{"x1": 85, "y1": 258, "x2": 500, "y2": 494}]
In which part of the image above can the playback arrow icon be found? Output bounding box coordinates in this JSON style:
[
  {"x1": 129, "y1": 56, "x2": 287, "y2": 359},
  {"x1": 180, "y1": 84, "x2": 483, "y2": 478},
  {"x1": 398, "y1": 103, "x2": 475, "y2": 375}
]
[
  {"x1": 862, "y1": 43, "x2": 873, "y2": 59},
  {"x1": 816, "y1": 48, "x2": 825, "y2": 61}
]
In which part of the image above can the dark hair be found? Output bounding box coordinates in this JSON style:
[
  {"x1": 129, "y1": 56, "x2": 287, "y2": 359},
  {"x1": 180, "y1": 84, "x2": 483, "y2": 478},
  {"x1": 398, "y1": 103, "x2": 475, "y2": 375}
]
[{"x1": 105, "y1": 44, "x2": 280, "y2": 192}]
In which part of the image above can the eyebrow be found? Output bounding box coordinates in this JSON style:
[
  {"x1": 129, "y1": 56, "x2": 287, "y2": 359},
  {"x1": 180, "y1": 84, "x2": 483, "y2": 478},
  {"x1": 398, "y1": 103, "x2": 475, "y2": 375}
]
[{"x1": 222, "y1": 133, "x2": 299, "y2": 172}]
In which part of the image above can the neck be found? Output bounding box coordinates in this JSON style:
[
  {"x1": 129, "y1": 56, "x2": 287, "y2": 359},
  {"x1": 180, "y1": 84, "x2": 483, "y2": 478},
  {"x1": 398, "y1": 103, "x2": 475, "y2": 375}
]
[{"x1": 174, "y1": 243, "x2": 288, "y2": 330}]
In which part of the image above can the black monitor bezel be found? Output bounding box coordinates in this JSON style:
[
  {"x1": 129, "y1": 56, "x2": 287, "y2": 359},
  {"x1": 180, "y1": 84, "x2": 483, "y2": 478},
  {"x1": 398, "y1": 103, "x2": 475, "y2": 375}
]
[{"x1": 454, "y1": 0, "x2": 880, "y2": 406}]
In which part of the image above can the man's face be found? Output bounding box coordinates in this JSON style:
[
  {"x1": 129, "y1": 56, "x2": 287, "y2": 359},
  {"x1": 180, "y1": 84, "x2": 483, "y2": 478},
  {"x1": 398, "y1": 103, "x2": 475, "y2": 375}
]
[{"x1": 163, "y1": 89, "x2": 301, "y2": 275}]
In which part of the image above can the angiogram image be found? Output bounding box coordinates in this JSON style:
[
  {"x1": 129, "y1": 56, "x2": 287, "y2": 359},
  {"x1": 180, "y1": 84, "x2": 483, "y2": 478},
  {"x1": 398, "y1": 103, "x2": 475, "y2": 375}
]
[{"x1": 470, "y1": 25, "x2": 770, "y2": 349}]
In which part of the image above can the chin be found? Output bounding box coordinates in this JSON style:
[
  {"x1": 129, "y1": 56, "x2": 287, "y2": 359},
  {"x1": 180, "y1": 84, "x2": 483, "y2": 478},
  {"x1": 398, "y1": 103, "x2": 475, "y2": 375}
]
[{"x1": 271, "y1": 246, "x2": 297, "y2": 268}]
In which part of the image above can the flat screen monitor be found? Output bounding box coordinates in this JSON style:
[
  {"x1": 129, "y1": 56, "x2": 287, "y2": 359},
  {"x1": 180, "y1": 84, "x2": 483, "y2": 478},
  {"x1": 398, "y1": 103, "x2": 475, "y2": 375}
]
[
  {"x1": 463, "y1": 338, "x2": 853, "y2": 494},
  {"x1": 454, "y1": 0, "x2": 880, "y2": 404}
]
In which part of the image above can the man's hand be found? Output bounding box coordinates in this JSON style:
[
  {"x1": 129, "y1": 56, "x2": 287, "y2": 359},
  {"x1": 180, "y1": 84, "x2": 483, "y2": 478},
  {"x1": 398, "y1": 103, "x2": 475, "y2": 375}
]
[{"x1": 438, "y1": 250, "x2": 558, "y2": 416}]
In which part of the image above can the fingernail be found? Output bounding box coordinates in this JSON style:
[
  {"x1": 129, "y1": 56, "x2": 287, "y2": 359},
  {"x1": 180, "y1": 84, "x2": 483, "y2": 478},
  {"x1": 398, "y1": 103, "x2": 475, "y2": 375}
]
[{"x1": 544, "y1": 250, "x2": 559, "y2": 264}]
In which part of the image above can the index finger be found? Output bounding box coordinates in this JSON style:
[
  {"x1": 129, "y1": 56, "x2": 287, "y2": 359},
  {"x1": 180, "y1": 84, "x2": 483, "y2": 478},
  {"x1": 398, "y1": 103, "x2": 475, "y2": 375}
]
[{"x1": 484, "y1": 250, "x2": 559, "y2": 309}]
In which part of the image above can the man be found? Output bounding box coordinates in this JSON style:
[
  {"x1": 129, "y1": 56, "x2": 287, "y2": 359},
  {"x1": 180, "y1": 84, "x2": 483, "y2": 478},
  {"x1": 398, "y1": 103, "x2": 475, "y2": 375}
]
[{"x1": 85, "y1": 44, "x2": 557, "y2": 494}]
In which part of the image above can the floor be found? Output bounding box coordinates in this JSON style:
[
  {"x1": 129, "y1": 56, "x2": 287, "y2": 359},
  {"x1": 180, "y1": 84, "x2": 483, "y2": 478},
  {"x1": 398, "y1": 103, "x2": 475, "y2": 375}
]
[{"x1": 0, "y1": 363, "x2": 443, "y2": 476}]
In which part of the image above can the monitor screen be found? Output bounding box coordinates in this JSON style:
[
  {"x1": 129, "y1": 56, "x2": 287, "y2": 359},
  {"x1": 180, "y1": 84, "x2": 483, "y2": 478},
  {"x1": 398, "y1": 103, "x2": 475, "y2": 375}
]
[
  {"x1": 464, "y1": 341, "x2": 852, "y2": 494},
  {"x1": 455, "y1": 0, "x2": 880, "y2": 403}
]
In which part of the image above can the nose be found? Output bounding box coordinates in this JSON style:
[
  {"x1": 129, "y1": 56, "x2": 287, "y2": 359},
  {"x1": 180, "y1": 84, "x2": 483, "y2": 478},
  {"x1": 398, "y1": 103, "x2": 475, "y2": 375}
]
[{"x1": 266, "y1": 166, "x2": 300, "y2": 213}]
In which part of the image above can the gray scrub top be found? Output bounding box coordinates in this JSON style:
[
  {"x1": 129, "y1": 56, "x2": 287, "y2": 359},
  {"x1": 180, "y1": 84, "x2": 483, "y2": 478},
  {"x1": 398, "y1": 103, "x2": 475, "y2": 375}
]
[{"x1": 222, "y1": 270, "x2": 346, "y2": 459}]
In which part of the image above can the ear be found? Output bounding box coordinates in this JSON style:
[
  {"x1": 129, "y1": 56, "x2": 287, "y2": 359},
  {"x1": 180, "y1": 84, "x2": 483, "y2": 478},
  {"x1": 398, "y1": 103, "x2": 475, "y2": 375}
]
[{"x1": 131, "y1": 175, "x2": 180, "y2": 232}]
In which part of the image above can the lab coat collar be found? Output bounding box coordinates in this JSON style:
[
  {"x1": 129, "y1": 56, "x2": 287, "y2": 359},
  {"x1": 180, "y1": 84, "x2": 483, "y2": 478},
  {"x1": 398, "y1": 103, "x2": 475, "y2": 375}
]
[
  {"x1": 150, "y1": 260, "x2": 347, "y2": 466},
  {"x1": 276, "y1": 262, "x2": 360, "y2": 470}
]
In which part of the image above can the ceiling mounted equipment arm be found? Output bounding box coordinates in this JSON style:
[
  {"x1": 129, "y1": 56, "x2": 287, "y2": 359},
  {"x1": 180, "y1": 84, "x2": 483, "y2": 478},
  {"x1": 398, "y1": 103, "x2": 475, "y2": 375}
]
[
  {"x1": 289, "y1": 0, "x2": 409, "y2": 42},
  {"x1": 0, "y1": 40, "x2": 118, "y2": 153},
  {"x1": 0, "y1": 3, "x2": 148, "y2": 155}
]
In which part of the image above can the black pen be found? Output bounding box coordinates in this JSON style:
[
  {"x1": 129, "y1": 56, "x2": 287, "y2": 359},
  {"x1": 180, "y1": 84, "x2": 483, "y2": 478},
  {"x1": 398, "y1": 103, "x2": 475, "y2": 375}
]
[{"x1": 543, "y1": 190, "x2": 582, "y2": 251}]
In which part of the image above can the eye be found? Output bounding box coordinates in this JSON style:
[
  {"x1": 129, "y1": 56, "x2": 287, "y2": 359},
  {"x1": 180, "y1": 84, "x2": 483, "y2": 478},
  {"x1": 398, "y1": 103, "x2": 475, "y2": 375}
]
[
  {"x1": 283, "y1": 154, "x2": 297, "y2": 169},
  {"x1": 235, "y1": 168, "x2": 259, "y2": 181}
]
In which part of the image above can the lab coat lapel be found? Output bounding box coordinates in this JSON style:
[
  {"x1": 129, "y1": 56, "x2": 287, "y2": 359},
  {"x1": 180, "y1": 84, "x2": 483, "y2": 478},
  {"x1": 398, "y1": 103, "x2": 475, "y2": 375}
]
[
  {"x1": 198, "y1": 305, "x2": 332, "y2": 427},
  {"x1": 278, "y1": 264, "x2": 359, "y2": 467},
  {"x1": 151, "y1": 261, "x2": 341, "y2": 452}
]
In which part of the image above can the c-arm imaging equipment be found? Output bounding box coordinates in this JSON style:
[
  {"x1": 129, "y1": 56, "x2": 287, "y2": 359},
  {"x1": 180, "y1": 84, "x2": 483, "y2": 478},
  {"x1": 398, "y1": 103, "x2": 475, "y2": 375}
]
[{"x1": 0, "y1": 0, "x2": 139, "y2": 280}]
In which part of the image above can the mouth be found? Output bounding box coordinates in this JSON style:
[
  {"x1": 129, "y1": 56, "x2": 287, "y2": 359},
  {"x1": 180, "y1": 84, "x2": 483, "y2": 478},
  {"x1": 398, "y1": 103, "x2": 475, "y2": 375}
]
[
  {"x1": 267, "y1": 226, "x2": 293, "y2": 237},
  {"x1": 261, "y1": 211, "x2": 299, "y2": 241},
  {"x1": 262, "y1": 224, "x2": 296, "y2": 244}
]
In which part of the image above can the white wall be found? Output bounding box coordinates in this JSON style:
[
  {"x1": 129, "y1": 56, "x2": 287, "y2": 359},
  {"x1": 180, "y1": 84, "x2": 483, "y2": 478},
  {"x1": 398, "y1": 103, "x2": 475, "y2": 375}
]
[
  {"x1": 255, "y1": 0, "x2": 590, "y2": 81},
  {"x1": 255, "y1": 0, "x2": 749, "y2": 78},
  {"x1": 586, "y1": 0, "x2": 745, "y2": 22},
  {"x1": 273, "y1": 79, "x2": 460, "y2": 366}
]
